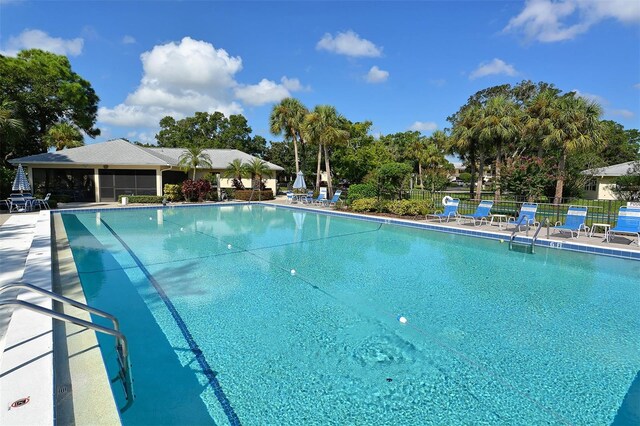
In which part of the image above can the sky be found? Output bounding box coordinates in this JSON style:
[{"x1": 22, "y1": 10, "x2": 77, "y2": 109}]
[{"x1": 1, "y1": 0, "x2": 639, "y2": 146}]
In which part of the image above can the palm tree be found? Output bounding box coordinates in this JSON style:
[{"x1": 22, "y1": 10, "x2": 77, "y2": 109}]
[
  {"x1": 408, "y1": 136, "x2": 427, "y2": 189},
  {"x1": 178, "y1": 146, "x2": 213, "y2": 180},
  {"x1": 0, "y1": 100, "x2": 24, "y2": 136},
  {"x1": 223, "y1": 158, "x2": 246, "y2": 189},
  {"x1": 43, "y1": 122, "x2": 84, "y2": 150},
  {"x1": 537, "y1": 93, "x2": 603, "y2": 203},
  {"x1": 270, "y1": 98, "x2": 308, "y2": 174},
  {"x1": 244, "y1": 158, "x2": 273, "y2": 191},
  {"x1": 477, "y1": 96, "x2": 522, "y2": 200},
  {"x1": 449, "y1": 104, "x2": 484, "y2": 199},
  {"x1": 303, "y1": 105, "x2": 349, "y2": 196}
]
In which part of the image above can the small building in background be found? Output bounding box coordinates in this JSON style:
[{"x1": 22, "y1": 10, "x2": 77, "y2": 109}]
[
  {"x1": 581, "y1": 161, "x2": 638, "y2": 200},
  {"x1": 9, "y1": 139, "x2": 283, "y2": 202}
]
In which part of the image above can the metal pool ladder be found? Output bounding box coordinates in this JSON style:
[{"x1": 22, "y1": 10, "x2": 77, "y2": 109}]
[{"x1": 0, "y1": 282, "x2": 135, "y2": 412}]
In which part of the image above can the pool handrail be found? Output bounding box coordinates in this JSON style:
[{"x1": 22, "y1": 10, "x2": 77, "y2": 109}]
[{"x1": 0, "y1": 282, "x2": 135, "y2": 412}]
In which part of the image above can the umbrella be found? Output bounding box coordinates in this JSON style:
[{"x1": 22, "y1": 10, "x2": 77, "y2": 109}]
[
  {"x1": 293, "y1": 171, "x2": 306, "y2": 190},
  {"x1": 12, "y1": 164, "x2": 30, "y2": 193}
]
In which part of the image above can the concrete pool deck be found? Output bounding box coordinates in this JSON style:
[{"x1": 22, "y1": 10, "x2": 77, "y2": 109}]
[{"x1": 0, "y1": 198, "x2": 638, "y2": 424}]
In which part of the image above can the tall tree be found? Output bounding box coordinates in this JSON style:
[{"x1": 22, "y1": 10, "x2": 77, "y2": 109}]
[
  {"x1": 303, "y1": 105, "x2": 349, "y2": 196},
  {"x1": 269, "y1": 98, "x2": 308, "y2": 173},
  {"x1": 477, "y1": 95, "x2": 522, "y2": 199},
  {"x1": 0, "y1": 49, "x2": 99, "y2": 168},
  {"x1": 449, "y1": 104, "x2": 484, "y2": 198},
  {"x1": 535, "y1": 93, "x2": 603, "y2": 203},
  {"x1": 43, "y1": 122, "x2": 84, "y2": 150},
  {"x1": 178, "y1": 146, "x2": 213, "y2": 180},
  {"x1": 223, "y1": 159, "x2": 247, "y2": 189}
]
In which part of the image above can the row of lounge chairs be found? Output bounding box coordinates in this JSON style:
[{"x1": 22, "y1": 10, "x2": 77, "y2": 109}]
[
  {"x1": 3, "y1": 193, "x2": 51, "y2": 213},
  {"x1": 286, "y1": 189, "x2": 342, "y2": 208},
  {"x1": 426, "y1": 198, "x2": 640, "y2": 246}
]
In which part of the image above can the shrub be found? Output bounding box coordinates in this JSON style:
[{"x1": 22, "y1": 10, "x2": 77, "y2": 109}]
[
  {"x1": 351, "y1": 197, "x2": 379, "y2": 212},
  {"x1": 233, "y1": 189, "x2": 274, "y2": 201},
  {"x1": 117, "y1": 195, "x2": 164, "y2": 204},
  {"x1": 384, "y1": 199, "x2": 432, "y2": 216},
  {"x1": 182, "y1": 179, "x2": 212, "y2": 202},
  {"x1": 163, "y1": 184, "x2": 183, "y2": 201},
  {"x1": 346, "y1": 182, "x2": 377, "y2": 205}
]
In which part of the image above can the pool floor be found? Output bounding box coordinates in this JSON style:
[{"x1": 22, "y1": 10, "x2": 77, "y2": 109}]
[{"x1": 60, "y1": 205, "x2": 640, "y2": 425}]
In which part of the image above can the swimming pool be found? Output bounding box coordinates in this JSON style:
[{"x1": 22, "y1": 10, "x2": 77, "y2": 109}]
[{"x1": 59, "y1": 204, "x2": 640, "y2": 425}]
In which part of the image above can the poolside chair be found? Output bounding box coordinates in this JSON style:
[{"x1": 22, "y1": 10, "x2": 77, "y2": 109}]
[
  {"x1": 552, "y1": 205, "x2": 589, "y2": 238},
  {"x1": 505, "y1": 203, "x2": 538, "y2": 231},
  {"x1": 7, "y1": 194, "x2": 35, "y2": 213},
  {"x1": 608, "y1": 206, "x2": 640, "y2": 246},
  {"x1": 322, "y1": 190, "x2": 342, "y2": 208},
  {"x1": 35, "y1": 193, "x2": 51, "y2": 210},
  {"x1": 303, "y1": 190, "x2": 314, "y2": 204},
  {"x1": 425, "y1": 198, "x2": 460, "y2": 222},
  {"x1": 457, "y1": 200, "x2": 493, "y2": 226},
  {"x1": 286, "y1": 191, "x2": 294, "y2": 204},
  {"x1": 313, "y1": 187, "x2": 328, "y2": 205}
]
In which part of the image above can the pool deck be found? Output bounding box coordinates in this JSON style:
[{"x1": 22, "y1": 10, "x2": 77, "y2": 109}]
[{"x1": 0, "y1": 198, "x2": 638, "y2": 424}]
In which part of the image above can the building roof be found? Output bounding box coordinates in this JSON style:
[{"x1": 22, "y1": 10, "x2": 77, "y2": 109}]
[
  {"x1": 9, "y1": 139, "x2": 284, "y2": 171},
  {"x1": 582, "y1": 161, "x2": 638, "y2": 177}
]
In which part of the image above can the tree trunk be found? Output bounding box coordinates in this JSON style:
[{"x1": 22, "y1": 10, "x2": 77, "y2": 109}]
[
  {"x1": 324, "y1": 144, "x2": 333, "y2": 197},
  {"x1": 475, "y1": 153, "x2": 484, "y2": 200},
  {"x1": 290, "y1": 126, "x2": 300, "y2": 174},
  {"x1": 554, "y1": 151, "x2": 566, "y2": 204},
  {"x1": 494, "y1": 143, "x2": 502, "y2": 201},
  {"x1": 418, "y1": 162, "x2": 424, "y2": 189},
  {"x1": 469, "y1": 147, "x2": 476, "y2": 197},
  {"x1": 315, "y1": 143, "x2": 322, "y2": 190}
]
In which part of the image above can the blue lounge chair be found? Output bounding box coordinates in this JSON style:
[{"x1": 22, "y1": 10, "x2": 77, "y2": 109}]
[
  {"x1": 426, "y1": 198, "x2": 460, "y2": 222},
  {"x1": 322, "y1": 190, "x2": 342, "y2": 208},
  {"x1": 286, "y1": 191, "x2": 294, "y2": 203},
  {"x1": 505, "y1": 203, "x2": 538, "y2": 231},
  {"x1": 553, "y1": 205, "x2": 589, "y2": 238},
  {"x1": 608, "y1": 206, "x2": 640, "y2": 246},
  {"x1": 457, "y1": 200, "x2": 493, "y2": 226},
  {"x1": 313, "y1": 187, "x2": 327, "y2": 205},
  {"x1": 303, "y1": 190, "x2": 314, "y2": 204}
]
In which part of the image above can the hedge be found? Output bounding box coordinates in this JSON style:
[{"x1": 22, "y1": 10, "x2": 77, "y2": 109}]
[
  {"x1": 233, "y1": 189, "x2": 274, "y2": 201},
  {"x1": 117, "y1": 195, "x2": 164, "y2": 204}
]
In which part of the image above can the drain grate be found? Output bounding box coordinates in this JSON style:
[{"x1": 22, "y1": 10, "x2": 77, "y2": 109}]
[{"x1": 57, "y1": 384, "x2": 72, "y2": 395}]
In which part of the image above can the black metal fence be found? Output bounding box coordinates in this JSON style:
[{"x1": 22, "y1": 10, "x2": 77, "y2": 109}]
[{"x1": 407, "y1": 189, "x2": 630, "y2": 226}]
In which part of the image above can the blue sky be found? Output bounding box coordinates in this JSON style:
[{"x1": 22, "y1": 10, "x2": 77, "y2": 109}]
[{"x1": 1, "y1": 0, "x2": 639, "y2": 145}]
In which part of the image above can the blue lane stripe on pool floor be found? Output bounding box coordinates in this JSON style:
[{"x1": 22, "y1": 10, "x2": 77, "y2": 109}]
[{"x1": 100, "y1": 218, "x2": 241, "y2": 426}]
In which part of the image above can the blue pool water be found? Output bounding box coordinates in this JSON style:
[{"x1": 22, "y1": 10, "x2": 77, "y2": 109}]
[{"x1": 60, "y1": 205, "x2": 640, "y2": 425}]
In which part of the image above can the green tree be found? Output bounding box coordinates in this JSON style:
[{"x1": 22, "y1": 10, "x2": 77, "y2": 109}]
[
  {"x1": 0, "y1": 49, "x2": 99, "y2": 166},
  {"x1": 303, "y1": 105, "x2": 349, "y2": 196},
  {"x1": 223, "y1": 159, "x2": 247, "y2": 189},
  {"x1": 449, "y1": 104, "x2": 486, "y2": 199},
  {"x1": 477, "y1": 95, "x2": 522, "y2": 199},
  {"x1": 264, "y1": 140, "x2": 296, "y2": 181},
  {"x1": 270, "y1": 98, "x2": 308, "y2": 173},
  {"x1": 533, "y1": 93, "x2": 603, "y2": 203},
  {"x1": 597, "y1": 121, "x2": 640, "y2": 165},
  {"x1": 43, "y1": 122, "x2": 84, "y2": 150},
  {"x1": 178, "y1": 146, "x2": 213, "y2": 180},
  {"x1": 244, "y1": 158, "x2": 273, "y2": 190},
  {"x1": 370, "y1": 162, "x2": 413, "y2": 200},
  {"x1": 612, "y1": 161, "x2": 640, "y2": 201},
  {"x1": 0, "y1": 100, "x2": 25, "y2": 195},
  {"x1": 156, "y1": 111, "x2": 265, "y2": 155}
]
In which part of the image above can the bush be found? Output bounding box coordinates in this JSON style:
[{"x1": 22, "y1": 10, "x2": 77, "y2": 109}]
[
  {"x1": 351, "y1": 197, "x2": 380, "y2": 212},
  {"x1": 346, "y1": 182, "x2": 377, "y2": 205},
  {"x1": 182, "y1": 179, "x2": 212, "y2": 202},
  {"x1": 117, "y1": 195, "x2": 164, "y2": 204},
  {"x1": 384, "y1": 199, "x2": 433, "y2": 216},
  {"x1": 163, "y1": 184, "x2": 183, "y2": 201},
  {"x1": 233, "y1": 189, "x2": 274, "y2": 201}
]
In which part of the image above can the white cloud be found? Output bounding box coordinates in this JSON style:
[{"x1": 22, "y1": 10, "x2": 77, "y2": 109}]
[
  {"x1": 572, "y1": 89, "x2": 607, "y2": 105},
  {"x1": 610, "y1": 109, "x2": 634, "y2": 119},
  {"x1": 316, "y1": 30, "x2": 382, "y2": 57},
  {"x1": 469, "y1": 58, "x2": 518, "y2": 80},
  {"x1": 409, "y1": 121, "x2": 438, "y2": 132},
  {"x1": 99, "y1": 37, "x2": 244, "y2": 128},
  {"x1": 122, "y1": 35, "x2": 136, "y2": 45},
  {"x1": 99, "y1": 36, "x2": 305, "y2": 133},
  {"x1": 634, "y1": 83, "x2": 640, "y2": 89},
  {"x1": 0, "y1": 29, "x2": 83, "y2": 56},
  {"x1": 505, "y1": 0, "x2": 640, "y2": 43},
  {"x1": 365, "y1": 66, "x2": 389, "y2": 83}
]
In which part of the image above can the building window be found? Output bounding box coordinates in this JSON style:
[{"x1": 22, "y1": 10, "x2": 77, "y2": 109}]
[{"x1": 584, "y1": 178, "x2": 596, "y2": 192}]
